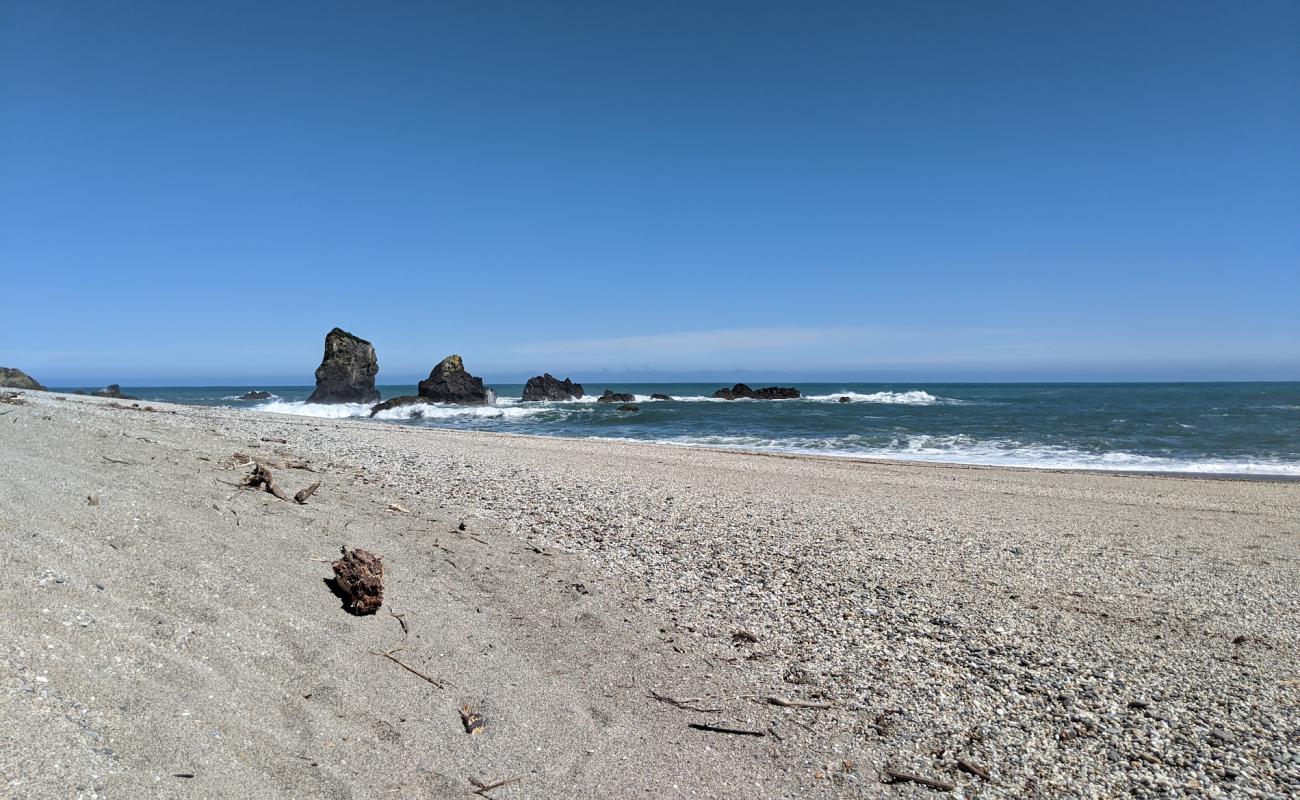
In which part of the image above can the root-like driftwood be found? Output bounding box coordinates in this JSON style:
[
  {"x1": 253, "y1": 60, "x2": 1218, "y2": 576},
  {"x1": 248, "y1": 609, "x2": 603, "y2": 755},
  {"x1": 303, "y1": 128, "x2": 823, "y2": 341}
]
[{"x1": 244, "y1": 464, "x2": 289, "y2": 501}]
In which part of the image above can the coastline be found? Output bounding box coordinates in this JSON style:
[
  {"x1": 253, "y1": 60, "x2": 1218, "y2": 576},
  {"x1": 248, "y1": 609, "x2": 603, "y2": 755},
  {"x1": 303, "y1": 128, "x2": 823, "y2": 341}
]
[{"x1": 3, "y1": 389, "x2": 1298, "y2": 797}]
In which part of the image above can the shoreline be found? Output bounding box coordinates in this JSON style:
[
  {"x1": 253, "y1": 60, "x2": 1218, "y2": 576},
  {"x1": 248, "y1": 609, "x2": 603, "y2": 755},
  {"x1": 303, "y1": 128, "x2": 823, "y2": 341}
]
[{"x1": 4, "y1": 388, "x2": 1298, "y2": 797}]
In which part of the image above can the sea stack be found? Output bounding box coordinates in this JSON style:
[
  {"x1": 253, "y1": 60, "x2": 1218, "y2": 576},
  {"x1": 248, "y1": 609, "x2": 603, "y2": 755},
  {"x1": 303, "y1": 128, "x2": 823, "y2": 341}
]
[
  {"x1": 370, "y1": 354, "x2": 489, "y2": 416},
  {"x1": 711, "y1": 383, "x2": 801, "y2": 400},
  {"x1": 306, "y1": 328, "x2": 380, "y2": 404},
  {"x1": 522, "y1": 373, "x2": 584, "y2": 401},
  {"x1": 417, "y1": 355, "x2": 489, "y2": 404},
  {"x1": 0, "y1": 367, "x2": 45, "y2": 391}
]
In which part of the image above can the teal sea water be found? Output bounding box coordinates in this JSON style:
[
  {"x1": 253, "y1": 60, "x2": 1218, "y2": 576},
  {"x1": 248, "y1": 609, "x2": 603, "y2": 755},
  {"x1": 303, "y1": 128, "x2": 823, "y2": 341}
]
[{"x1": 70, "y1": 383, "x2": 1300, "y2": 477}]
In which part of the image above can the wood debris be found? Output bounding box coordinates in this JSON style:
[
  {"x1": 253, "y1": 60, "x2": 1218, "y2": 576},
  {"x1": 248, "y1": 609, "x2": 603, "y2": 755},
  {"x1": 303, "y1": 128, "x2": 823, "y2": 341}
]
[
  {"x1": 387, "y1": 502, "x2": 411, "y2": 514},
  {"x1": 293, "y1": 481, "x2": 321, "y2": 504},
  {"x1": 459, "y1": 703, "x2": 485, "y2": 735},
  {"x1": 331, "y1": 546, "x2": 384, "y2": 614},
  {"x1": 469, "y1": 776, "x2": 521, "y2": 796},
  {"x1": 688, "y1": 722, "x2": 766, "y2": 737},
  {"x1": 244, "y1": 464, "x2": 290, "y2": 501},
  {"x1": 648, "y1": 689, "x2": 720, "y2": 713},
  {"x1": 260, "y1": 436, "x2": 288, "y2": 444},
  {"x1": 762, "y1": 695, "x2": 833, "y2": 710},
  {"x1": 956, "y1": 757, "x2": 991, "y2": 780},
  {"x1": 732, "y1": 629, "x2": 760, "y2": 644},
  {"x1": 373, "y1": 646, "x2": 445, "y2": 688},
  {"x1": 882, "y1": 767, "x2": 954, "y2": 791}
]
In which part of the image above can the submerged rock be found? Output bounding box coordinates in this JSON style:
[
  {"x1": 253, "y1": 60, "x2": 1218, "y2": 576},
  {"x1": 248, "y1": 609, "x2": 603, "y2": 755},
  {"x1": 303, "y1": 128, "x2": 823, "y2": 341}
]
[
  {"x1": 597, "y1": 389, "x2": 635, "y2": 404},
  {"x1": 0, "y1": 367, "x2": 45, "y2": 391},
  {"x1": 838, "y1": 396, "x2": 852, "y2": 403},
  {"x1": 616, "y1": 404, "x2": 639, "y2": 412},
  {"x1": 650, "y1": 393, "x2": 673, "y2": 401},
  {"x1": 369, "y1": 396, "x2": 427, "y2": 418},
  {"x1": 711, "y1": 383, "x2": 801, "y2": 400},
  {"x1": 522, "y1": 373, "x2": 584, "y2": 402},
  {"x1": 306, "y1": 328, "x2": 380, "y2": 404},
  {"x1": 92, "y1": 384, "x2": 138, "y2": 400},
  {"x1": 240, "y1": 390, "x2": 272, "y2": 401},
  {"x1": 418, "y1": 355, "x2": 489, "y2": 405}
]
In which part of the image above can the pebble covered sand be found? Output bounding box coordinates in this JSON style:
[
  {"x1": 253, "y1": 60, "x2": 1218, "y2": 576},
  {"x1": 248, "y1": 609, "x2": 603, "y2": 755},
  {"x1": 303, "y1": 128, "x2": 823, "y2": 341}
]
[{"x1": 2, "y1": 390, "x2": 1298, "y2": 798}]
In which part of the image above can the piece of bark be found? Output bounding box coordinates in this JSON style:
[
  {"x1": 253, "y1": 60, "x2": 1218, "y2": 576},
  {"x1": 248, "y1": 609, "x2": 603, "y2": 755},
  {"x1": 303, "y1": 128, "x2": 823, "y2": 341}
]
[
  {"x1": 331, "y1": 547, "x2": 384, "y2": 614},
  {"x1": 294, "y1": 481, "x2": 321, "y2": 504}
]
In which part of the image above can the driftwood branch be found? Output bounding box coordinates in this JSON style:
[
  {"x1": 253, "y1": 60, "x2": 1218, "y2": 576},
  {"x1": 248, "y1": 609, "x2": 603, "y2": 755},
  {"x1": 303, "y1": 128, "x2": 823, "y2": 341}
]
[
  {"x1": 883, "y1": 767, "x2": 955, "y2": 791},
  {"x1": 688, "y1": 722, "x2": 766, "y2": 737},
  {"x1": 294, "y1": 481, "x2": 321, "y2": 504},
  {"x1": 648, "y1": 689, "x2": 720, "y2": 713},
  {"x1": 372, "y1": 647, "x2": 446, "y2": 688}
]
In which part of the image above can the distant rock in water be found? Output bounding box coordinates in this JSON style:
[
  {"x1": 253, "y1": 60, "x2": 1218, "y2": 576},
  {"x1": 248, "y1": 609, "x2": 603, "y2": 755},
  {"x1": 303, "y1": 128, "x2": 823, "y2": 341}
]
[
  {"x1": 711, "y1": 383, "x2": 801, "y2": 400},
  {"x1": 597, "y1": 389, "x2": 635, "y2": 404},
  {"x1": 838, "y1": 396, "x2": 852, "y2": 403},
  {"x1": 616, "y1": 404, "x2": 639, "y2": 412},
  {"x1": 0, "y1": 367, "x2": 45, "y2": 391},
  {"x1": 306, "y1": 327, "x2": 380, "y2": 404},
  {"x1": 92, "y1": 384, "x2": 138, "y2": 400},
  {"x1": 418, "y1": 355, "x2": 489, "y2": 405},
  {"x1": 650, "y1": 393, "x2": 672, "y2": 401},
  {"x1": 522, "y1": 373, "x2": 584, "y2": 402},
  {"x1": 240, "y1": 390, "x2": 272, "y2": 401},
  {"x1": 369, "y1": 396, "x2": 427, "y2": 417}
]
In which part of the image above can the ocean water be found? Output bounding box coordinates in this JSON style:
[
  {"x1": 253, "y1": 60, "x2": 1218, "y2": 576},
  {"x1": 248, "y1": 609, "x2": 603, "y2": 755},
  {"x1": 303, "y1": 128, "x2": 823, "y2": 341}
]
[{"x1": 82, "y1": 383, "x2": 1300, "y2": 477}]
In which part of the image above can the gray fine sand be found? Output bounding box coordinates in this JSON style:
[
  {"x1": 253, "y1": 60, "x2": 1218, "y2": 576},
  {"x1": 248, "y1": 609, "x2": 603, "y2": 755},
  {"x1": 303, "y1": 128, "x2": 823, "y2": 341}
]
[{"x1": 1, "y1": 390, "x2": 1297, "y2": 799}]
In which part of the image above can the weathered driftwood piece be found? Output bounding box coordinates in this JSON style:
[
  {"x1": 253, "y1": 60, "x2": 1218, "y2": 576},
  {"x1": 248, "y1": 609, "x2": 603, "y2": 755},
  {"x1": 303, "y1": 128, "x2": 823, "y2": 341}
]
[
  {"x1": 261, "y1": 436, "x2": 288, "y2": 444},
  {"x1": 244, "y1": 464, "x2": 289, "y2": 501},
  {"x1": 294, "y1": 481, "x2": 321, "y2": 504},
  {"x1": 332, "y1": 546, "x2": 384, "y2": 614}
]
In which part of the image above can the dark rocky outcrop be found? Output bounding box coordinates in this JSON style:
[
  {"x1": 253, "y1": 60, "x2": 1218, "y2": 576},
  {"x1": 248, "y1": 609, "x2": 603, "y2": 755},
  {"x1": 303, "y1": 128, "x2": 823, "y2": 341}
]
[
  {"x1": 650, "y1": 393, "x2": 672, "y2": 401},
  {"x1": 838, "y1": 396, "x2": 852, "y2": 403},
  {"x1": 0, "y1": 367, "x2": 45, "y2": 391},
  {"x1": 240, "y1": 390, "x2": 272, "y2": 400},
  {"x1": 522, "y1": 373, "x2": 584, "y2": 402},
  {"x1": 597, "y1": 389, "x2": 635, "y2": 404},
  {"x1": 616, "y1": 404, "x2": 639, "y2": 412},
  {"x1": 92, "y1": 384, "x2": 138, "y2": 400},
  {"x1": 306, "y1": 328, "x2": 380, "y2": 404},
  {"x1": 417, "y1": 355, "x2": 489, "y2": 405},
  {"x1": 711, "y1": 383, "x2": 801, "y2": 400}
]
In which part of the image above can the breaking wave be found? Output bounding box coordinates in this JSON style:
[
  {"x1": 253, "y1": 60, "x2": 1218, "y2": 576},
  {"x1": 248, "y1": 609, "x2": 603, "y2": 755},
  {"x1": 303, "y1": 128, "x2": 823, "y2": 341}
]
[{"x1": 646, "y1": 433, "x2": 1300, "y2": 476}]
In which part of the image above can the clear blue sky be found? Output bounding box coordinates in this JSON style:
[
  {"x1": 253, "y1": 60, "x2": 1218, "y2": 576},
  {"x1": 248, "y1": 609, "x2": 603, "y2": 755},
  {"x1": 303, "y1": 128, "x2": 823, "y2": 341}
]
[{"x1": 2, "y1": 1, "x2": 1297, "y2": 384}]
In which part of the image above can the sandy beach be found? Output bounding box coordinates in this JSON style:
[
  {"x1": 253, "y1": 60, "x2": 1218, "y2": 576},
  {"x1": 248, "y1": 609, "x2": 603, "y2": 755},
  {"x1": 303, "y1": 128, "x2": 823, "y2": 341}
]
[{"x1": 2, "y1": 389, "x2": 1297, "y2": 799}]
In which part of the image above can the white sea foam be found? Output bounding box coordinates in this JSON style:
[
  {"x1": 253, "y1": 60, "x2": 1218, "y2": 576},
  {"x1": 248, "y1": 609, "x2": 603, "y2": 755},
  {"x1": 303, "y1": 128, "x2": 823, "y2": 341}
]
[
  {"x1": 253, "y1": 398, "x2": 552, "y2": 421},
  {"x1": 804, "y1": 390, "x2": 951, "y2": 405},
  {"x1": 370, "y1": 403, "x2": 544, "y2": 421},
  {"x1": 644, "y1": 433, "x2": 1300, "y2": 476},
  {"x1": 254, "y1": 400, "x2": 374, "y2": 418}
]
